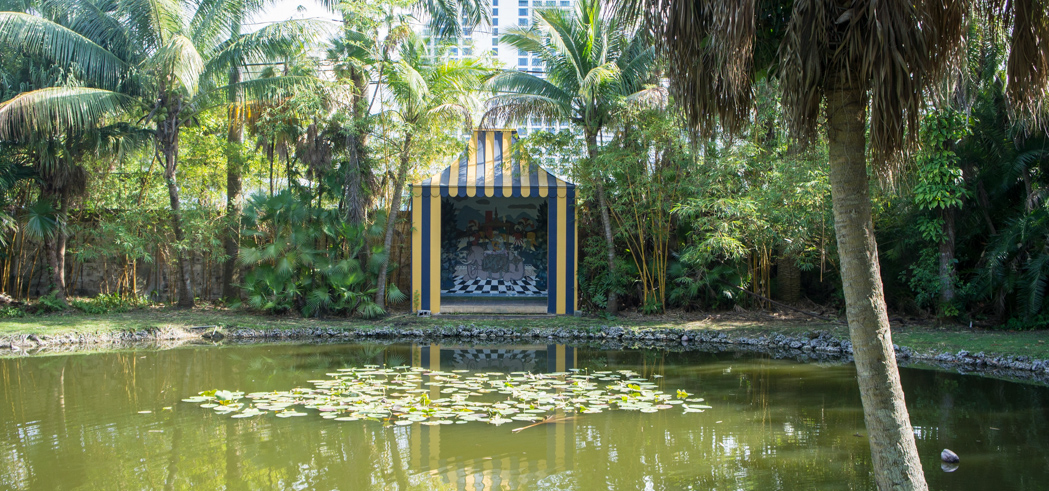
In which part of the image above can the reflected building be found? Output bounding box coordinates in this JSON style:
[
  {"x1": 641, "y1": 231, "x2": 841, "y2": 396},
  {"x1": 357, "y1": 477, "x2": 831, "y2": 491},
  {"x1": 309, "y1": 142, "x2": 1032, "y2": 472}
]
[
  {"x1": 405, "y1": 344, "x2": 578, "y2": 490},
  {"x1": 410, "y1": 344, "x2": 577, "y2": 373}
]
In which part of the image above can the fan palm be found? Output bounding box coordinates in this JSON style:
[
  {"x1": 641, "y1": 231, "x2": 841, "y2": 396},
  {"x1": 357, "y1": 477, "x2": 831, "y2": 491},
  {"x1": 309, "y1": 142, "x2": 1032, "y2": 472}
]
[
  {"x1": 373, "y1": 33, "x2": 489, "y2": 309},
  {"x1": 481, "y1": 0, "x2": 657, "y2": 313},
  {"x1": 643, "y1": 0, "x2": 1049, "y2": 488},
  {"x1": 0, "y1": 0, "x2": 321, "y2": 307},
  {"x1": 218, "y1": 7, "x2": 320, "y2": 302}
]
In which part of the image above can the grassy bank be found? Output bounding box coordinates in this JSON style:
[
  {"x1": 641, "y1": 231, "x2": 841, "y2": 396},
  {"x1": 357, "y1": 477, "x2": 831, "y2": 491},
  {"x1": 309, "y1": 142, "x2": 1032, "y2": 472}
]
[{"x1": 2, "y1": 307, "x2": 1049, "y2": 360}]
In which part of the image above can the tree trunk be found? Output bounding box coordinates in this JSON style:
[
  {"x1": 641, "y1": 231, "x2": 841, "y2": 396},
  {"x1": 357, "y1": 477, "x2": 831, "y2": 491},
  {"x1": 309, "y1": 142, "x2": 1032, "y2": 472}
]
[
  {"x1": 587, "y1": 131, "x2": 617, "y2": 314},
  {"x1": 374, "y1": 133, "x2": 413, "y2": 310},
  {"x1": 777, "y1": 253, "x2": 801, "y2": 303},
  {"x1": 222, "y1": 65, "x2": 244, "y2": 302},
  {"x1": 938, "y1": 207, "x2": 956, "y2": 315},
  {"x1": 825, "y1": 87, "x2": 927, "y2": 490},
  {"x1": 343, "y1": 130, "x2": 368, "y2": 225},
  {"x1": 158, "y1": 101, "x2": 195, "y2": 309},
  {"x1": 42, "y1": 189, "x2": 68, "y2": 306},
  {"x1": 344, "y1": 69, "x2": 370, "y2": 225}
]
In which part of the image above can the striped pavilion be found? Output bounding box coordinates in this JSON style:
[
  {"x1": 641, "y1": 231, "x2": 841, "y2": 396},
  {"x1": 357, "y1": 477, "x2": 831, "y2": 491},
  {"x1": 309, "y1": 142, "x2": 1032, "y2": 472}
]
[{"x1": 410, "y1": 129, "x2": 578, "y2": 315}]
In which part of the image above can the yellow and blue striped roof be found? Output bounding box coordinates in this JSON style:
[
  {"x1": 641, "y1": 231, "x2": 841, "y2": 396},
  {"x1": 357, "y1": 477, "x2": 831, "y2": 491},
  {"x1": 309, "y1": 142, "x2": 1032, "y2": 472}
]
[{"x1": 414, "y1": 129, "x2": 575, "y2": 198}]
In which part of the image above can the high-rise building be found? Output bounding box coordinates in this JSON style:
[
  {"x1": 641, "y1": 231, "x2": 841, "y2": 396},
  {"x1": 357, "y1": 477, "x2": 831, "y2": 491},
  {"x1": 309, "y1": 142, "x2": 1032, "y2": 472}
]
[{"x1": 423, "y1": 0, "x2": 574, "y2": 137}]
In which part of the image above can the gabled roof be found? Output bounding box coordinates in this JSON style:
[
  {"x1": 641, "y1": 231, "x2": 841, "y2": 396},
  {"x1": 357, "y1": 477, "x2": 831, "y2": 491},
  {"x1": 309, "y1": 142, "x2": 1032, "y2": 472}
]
[{"x1": 412, "y1": 129, "x2": 575, "y2": 198}]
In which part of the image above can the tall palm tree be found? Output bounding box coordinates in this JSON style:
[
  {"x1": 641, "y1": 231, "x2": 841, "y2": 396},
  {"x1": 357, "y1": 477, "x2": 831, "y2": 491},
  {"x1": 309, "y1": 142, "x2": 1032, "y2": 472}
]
[
  {"x1": 217, "y1": 11, "x2": 318, "y2": 302},
  {"x1": 373, "y1": 34, "x2": 488, "y2": 310},
  {"x1": 644, "y1": 0, "x2": 1048, "y2": 488},
  {"x1": 0, "y1": 0, "x2": 320, "y2": 307},
  {"x1": 482, "y1": 0, "x2": 656, "y2": 314}
]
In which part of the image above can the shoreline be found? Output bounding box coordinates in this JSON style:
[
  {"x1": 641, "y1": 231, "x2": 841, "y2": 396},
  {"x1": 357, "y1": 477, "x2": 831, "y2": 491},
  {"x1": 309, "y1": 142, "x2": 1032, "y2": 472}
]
[{"x1": 3, "y1": 320, "x2": 1048, "y2": 384}]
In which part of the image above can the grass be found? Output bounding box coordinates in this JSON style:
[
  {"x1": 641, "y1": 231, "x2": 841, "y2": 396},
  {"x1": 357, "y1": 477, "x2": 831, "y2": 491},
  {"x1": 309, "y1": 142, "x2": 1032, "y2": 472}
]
[{"x1": 1, "y1": 306, "x2": 1048, "y2": 360}]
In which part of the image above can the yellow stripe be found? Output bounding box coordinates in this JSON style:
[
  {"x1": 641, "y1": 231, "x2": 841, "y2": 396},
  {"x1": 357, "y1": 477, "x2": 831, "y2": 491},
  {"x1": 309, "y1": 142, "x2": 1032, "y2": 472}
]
[
  {"x1": 574, "y1": 206, "x2": 578, "y2": 313},
  {"x1": 501, "y1": 456, "x2": 511, "y2": 489},
  {"x1": 466, "y1": 133, "x2": 477, "y2": 197},
  {"x1": 428, "y1": 344, "x2": 440, "y2": 370},
  {"x1": 430, "y1": 194, "x2": 441, "y2": 313},
  {"x1": 449, "y1": 153, "x2": 459, "y2": 198},
  {"x1": 502, "y1": 132, "x2": 513, "y2": 197},
  {"x1": 485, "y1": 131, "x2": 496, "y2": 197},
  {"x1": 482, "y1": 458, "x2": 493, "y2": 489},
  {"x1": 447, "y1": 458, "x2": 457, "y2": 490},
  {"x1": 555, "y1": 411, "x2": 565, "y2": 469},
  {"x1": 538, "y1": 169, "x2": 548, "y2": 198},
  {"x1": 557, "y1": 195, "x2": 567, "y2": 314},
  {"x1": 555, "y1": 344, "x2": 565, "y2": 372},
  {"x1": 520, "y1": 153, "x2": 531, "y2": 198},
  {"x1": 410, "y1": 406, "x2": 421, "y2": 467},
  {"x1": 429, "y1": 424, "x2": 440, "y2": 470},
  {"x1": 411, "y1": 189, "x2": 422, "y2": 313}
]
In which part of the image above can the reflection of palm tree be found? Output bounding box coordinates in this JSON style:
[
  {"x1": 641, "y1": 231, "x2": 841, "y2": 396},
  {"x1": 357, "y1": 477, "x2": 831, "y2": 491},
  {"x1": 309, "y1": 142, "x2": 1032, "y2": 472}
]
[
  {"x1": 344, "y1": 345, "x2": 387, "y2": 367},
  {"x1": 385, "y1": 354, "x2": 407, "y2": 368}
]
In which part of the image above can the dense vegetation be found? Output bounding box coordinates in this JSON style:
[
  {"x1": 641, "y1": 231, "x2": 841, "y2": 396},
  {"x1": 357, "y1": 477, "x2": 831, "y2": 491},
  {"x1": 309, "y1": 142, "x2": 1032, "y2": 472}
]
[{"x1": 0, "y1": 0, "x2": 1045, "y2": 332}]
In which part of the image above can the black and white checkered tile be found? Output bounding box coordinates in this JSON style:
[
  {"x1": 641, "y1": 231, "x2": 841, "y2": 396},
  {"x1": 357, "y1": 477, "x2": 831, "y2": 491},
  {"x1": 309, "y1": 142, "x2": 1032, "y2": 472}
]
[
  {"x1": 449, "y1": 349, "x2": 538, "y2": 371},
  {"x1": 442, "y1": 276, "x2": 546, "y2": 296}
]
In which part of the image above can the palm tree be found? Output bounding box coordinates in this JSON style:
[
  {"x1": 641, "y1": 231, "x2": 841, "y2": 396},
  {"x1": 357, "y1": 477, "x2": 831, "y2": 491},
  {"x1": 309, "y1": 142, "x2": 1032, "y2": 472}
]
[
  {"x1": 644, "y1": 0, "x2": 1049, "y2": 488},
  {"x1": 217, "y1": 10, "x2": 317, "y2": 302},
  {"x1": 373, "y1": 34, "x2": 488, "y2": 310},
  {"x1": 481, "y1": 0, "x2": 656, "y2": 314},
  {"x1": 0, "y1": 0, "x2": 320, "y2": 307}
]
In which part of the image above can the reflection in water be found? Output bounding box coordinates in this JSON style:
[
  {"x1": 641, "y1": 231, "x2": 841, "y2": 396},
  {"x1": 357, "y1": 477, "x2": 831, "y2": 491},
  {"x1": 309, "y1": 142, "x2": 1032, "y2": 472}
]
[{"x1": 1, "y1": 343, "x2": 1048, "y2": 490}]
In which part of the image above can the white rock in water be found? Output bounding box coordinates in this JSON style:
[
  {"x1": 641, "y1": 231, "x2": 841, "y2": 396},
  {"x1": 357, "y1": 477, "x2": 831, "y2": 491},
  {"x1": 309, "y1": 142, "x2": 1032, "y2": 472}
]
[{"x1": 941, "y1": 448, "x2": 960, "y2": 463}]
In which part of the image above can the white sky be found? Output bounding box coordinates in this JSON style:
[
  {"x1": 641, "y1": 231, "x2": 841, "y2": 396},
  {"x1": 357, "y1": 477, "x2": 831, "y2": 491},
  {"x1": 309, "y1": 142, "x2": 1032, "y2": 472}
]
[{"x1": 247, "y1": 0, "x2": 334, "y2": 31}]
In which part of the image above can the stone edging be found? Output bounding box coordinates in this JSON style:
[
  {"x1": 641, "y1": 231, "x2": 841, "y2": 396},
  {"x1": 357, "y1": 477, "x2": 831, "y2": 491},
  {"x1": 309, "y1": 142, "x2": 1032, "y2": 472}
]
[{"x1": 2, "y1": 324, "x2": 1047, "y2": 383}]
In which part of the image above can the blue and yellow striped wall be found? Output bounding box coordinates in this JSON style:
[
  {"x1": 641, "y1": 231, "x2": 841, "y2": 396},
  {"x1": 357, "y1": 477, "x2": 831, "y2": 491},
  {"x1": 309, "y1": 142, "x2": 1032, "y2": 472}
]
[{"x1": 411, "y1": 129, "x2": 577, "y2": 315}]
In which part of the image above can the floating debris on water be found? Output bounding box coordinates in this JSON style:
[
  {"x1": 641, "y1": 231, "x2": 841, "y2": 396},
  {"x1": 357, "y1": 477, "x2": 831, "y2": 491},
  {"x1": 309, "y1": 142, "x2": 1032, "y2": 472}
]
[{"x1": 183, "y1": 367, "x2": 708, "y2": 429}]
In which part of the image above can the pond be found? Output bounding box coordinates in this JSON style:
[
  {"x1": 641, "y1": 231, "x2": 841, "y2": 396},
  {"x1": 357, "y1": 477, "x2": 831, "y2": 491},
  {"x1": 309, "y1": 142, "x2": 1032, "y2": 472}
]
[{"x1": 1, "y1": 341, "x2": 1047, "y2": 490}]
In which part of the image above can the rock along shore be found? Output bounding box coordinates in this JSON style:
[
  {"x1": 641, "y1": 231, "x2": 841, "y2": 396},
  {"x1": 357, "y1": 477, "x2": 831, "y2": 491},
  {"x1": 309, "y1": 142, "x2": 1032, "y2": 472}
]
[{"x1": 2, "y1": 324, "x2": 1047, "y2": 384}]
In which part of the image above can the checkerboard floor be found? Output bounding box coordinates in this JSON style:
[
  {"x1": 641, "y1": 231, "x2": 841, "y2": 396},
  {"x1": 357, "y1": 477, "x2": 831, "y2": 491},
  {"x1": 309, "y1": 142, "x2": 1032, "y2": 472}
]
[{"x1": 442, "y1": 276, "x2": 547, "y2": 296}]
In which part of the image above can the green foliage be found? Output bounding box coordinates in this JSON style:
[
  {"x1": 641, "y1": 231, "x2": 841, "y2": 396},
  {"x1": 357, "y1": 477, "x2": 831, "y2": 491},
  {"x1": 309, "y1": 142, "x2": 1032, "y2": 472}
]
[
  {"x1": 913, "y1": 109, "x2": 970, "y2": 242},
  {"x1": 239, "y1": 189, "x2": 395, "y2": 318},
  {"x1": 0, "y1": 305, "x2": 26, "y2": 318},
  {"x1": 35, "y1": 292, "x2": 66, "y2": 312},
  {"x1": 666, "y1": 262, "x2": 743, "y2": 311},
  {"x1": 70, "y1": 293, "x2": 147, "y2": 314}
]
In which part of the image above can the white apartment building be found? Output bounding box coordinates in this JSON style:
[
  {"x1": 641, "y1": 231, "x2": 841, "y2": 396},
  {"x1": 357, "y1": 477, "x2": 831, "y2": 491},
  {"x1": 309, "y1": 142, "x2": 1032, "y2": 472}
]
[{"x1": 425, "y1": 0, "x2": 574, "y2": 137}]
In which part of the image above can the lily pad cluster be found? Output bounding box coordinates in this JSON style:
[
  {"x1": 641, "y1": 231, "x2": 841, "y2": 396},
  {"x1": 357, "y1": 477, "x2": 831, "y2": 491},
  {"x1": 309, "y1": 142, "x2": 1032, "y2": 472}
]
[{"x1": 182, "y1": 366, "x2": 711, "y2": 428}]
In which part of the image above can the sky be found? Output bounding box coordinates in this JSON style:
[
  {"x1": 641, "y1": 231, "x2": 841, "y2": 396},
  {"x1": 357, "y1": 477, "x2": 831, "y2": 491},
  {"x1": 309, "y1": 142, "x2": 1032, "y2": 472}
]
[{"x1": 247, "y1": 0, "x2": 334, "y2": 31}]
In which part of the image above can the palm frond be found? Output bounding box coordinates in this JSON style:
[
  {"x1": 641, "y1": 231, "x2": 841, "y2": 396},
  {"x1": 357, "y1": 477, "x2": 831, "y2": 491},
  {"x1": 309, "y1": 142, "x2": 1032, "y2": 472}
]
[
  {"x1": 0, "y1": 87, "x2": 136, "y2": 142},
  {"x1": 152, "y1": 34, "x2": 205, "y2": 95},
  {"x1": 0, "y1": 12, "x2": 129, "y2": 90},
  {"x1": 205, "y1": 18, "x2": 330, "y2": 80}
]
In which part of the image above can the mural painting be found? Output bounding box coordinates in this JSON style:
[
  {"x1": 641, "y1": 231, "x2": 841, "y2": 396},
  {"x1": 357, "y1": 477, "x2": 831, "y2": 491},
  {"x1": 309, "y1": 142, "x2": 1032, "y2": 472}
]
[{"x1": 440, "y1": 196, "x2": 548, "y2": 297}]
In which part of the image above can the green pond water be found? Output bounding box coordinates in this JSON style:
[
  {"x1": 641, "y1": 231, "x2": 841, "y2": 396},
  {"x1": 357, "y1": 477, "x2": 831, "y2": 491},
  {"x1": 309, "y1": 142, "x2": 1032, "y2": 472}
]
[{"x1": 1, "y1": 342, "x2": 1048, "y2": 490}]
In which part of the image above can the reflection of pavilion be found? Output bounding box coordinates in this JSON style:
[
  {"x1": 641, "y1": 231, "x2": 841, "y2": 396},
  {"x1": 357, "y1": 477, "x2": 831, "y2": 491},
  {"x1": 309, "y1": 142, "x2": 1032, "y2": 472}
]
[
  {"x1": 406, "y1": 344, "x2": 579, "y2": 490},
  {"x1": 410, "y1": 344, "x2": 577, "y2": 373}
]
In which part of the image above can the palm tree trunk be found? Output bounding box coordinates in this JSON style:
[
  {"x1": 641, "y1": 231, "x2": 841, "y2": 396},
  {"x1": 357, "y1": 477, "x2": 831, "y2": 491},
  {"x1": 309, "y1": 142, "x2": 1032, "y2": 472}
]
[
  {"x1": 587, "y1": 132, "x2": 617, "y2": 314},
  {"x1": 158, "y1": 103, "x2": 195, "y2": 309},
  {"x1": 222, "y1": 66, "x2": 244, "y2": 302},
  {"x1": 826, "y1": 87, "x2": 926, "y2": 490},
  {"x1": 343, "y1": 130, "x2": 367, "y2": 225},
  {"x1": 344, "y1": 70, "x2": 370, "y2": 225},
  {"x1": 41, "y1": 189, "x2": 68, "y2": 306},
  {"x1": 938, "y1": 207, "x2": 956, "y2": 314},
  {"x1": 374, "y1": 133, "x2": 413, "y2": 310}
]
